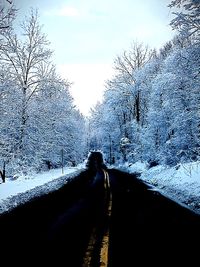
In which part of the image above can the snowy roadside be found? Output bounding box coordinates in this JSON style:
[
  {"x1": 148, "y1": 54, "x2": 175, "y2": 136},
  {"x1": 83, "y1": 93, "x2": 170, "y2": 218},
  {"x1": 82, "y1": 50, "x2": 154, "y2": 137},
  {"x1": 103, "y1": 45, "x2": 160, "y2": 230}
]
[
  {"x1": 118, "y1": 161, "x2": 200, "y2": 214},
  {"x1": 1, "y1": 161, "x2": 200, "y2": 216},
  {"x1": 0, "y1": 166, "x2": 85, "y2": 214}
]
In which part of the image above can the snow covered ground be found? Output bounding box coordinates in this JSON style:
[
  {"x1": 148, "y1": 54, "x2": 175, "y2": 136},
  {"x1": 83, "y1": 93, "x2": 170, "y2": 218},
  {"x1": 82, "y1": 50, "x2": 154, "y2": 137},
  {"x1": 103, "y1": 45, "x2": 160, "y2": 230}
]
[
  {"x1": 0, "y1": 165, "x2": 85, "y2": 214},
  {"x1": 1, "y1": 160, "x2": 200, "y2": 216},
  {"x1": 119, "y1": 161, "x2": 200, "y2": 214}
]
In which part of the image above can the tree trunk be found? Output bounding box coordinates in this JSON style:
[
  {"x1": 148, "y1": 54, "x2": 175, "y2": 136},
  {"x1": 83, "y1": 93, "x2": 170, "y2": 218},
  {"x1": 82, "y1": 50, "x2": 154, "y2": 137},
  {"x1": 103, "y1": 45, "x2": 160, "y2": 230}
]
[
  {"x1": 0, "y1": 162, "x2": 6, "y2": 183},
  {"x1": 19, "y1": 87, "x2": 27, "y2": 152},
  {"x1": 135, "y1": 91, "x2": 140, "y2": 123}
]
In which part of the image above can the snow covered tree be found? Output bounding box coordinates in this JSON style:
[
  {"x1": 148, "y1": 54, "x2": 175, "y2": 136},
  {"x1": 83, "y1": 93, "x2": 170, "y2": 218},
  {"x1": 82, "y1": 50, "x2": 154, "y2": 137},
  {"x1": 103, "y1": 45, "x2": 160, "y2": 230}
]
[
  {"x1": 88, "y1": 99, "x2": 121, "y2": 164},
  {"x1": 111, "y1": 41, "x2": 153, "y2": 125},
  {"x1": 144, "y1": 42, "x2": 200, "y2": 166},
  {"x1": 169, "y1": 0, "x2": 200, "y2": 42},
  {"x1": 89, "y1": 33, "x2": 199, "y2": 166},
  {"x1": 0, "y1": 8, "x2": 87, "y2": 176},
  {"x1": 0, "y1": 9, "x2": 52, "y2": 165},
  {"x1": 31, "y1": 76, "x2": 86, "y2": 170},
  {"x1": 163, "y1": 45, "x2": 200, "y2": 164},
  {"x1": 0, "y1": 65, "x2": 21, "y2": 168},
  {"x1": 0, "y1": 0, "x2": 16, "y2": 31},
  {"x1": 88, "y1": 42, "x2": 161, "y2": 164}
]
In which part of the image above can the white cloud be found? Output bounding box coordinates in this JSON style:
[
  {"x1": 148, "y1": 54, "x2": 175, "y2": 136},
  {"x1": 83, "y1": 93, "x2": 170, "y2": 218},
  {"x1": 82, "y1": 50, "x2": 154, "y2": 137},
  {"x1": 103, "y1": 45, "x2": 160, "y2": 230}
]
[
  {"x1": 57, "y1": 63, "x2": 114, "y2": 116},
  {"x1": 44, "y1": 6, "x2": 80, "y2": 17},
  {"x1": 59, "y1": 7, "x2": 79, "y2": 17},
  {"x1": 128, "y1": 22, "x2": 174, "y2": 49}
]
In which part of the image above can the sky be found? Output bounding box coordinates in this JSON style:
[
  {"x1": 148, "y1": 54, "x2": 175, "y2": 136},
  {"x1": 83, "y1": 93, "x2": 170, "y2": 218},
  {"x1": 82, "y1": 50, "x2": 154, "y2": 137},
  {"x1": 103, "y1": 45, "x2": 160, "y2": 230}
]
[
  {"x1": 1, "y1": 161, "x2": 200, "y2": 215},
  {"x1": 14, "y1": 0, "x2": 174, "y2": 115}
]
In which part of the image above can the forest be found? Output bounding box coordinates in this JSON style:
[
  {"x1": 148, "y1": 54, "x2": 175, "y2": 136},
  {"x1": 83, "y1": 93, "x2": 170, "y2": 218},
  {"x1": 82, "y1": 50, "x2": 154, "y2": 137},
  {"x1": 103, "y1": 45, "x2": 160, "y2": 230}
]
[
  {"x1": 0, "y1": 0, "x2": 199, "y2": 177},
  {"x1": 88, "y1": 0, "x2": 200, "y2": 167}
]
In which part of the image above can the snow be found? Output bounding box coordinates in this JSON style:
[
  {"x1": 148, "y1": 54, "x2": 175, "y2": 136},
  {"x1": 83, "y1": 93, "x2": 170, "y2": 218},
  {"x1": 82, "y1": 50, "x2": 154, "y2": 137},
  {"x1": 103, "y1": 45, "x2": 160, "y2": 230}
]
[
  {"x1": 0, "y1": 165, "x2": 85, "y2": 214},
  {"x1": 119, "y1": 161, "x2": 200, "y2": 214},
  {"x1": 1, "y1": 160, "x2": 200, "y2": 216}
]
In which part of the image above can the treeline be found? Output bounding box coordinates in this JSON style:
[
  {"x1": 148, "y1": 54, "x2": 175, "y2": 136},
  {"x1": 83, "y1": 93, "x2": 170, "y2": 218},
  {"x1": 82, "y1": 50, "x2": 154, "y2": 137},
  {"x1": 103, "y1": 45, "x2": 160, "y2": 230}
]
[
  {"x1": 0, "y1": 3, "x2": 86, "y2": 176},
  {"x1": 88, "y1": 0, "x2": 200, "y2": 166}
]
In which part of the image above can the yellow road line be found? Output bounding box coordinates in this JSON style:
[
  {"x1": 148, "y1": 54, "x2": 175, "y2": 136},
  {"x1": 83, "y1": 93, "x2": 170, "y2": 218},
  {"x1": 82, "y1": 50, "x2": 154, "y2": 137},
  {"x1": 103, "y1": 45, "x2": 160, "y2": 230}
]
[
  {"x1": 82, "y1": 170, "x2": 112, "y2": 267},
  {"x1": 100, "y1": 230, "x2": 109, "y2": 267},
  {"x1": 82, "y1": 227, "x2": 97, "y2": 267},
  {"x1": 100, "y1": 170, "x2": 112, "y2": 267}
]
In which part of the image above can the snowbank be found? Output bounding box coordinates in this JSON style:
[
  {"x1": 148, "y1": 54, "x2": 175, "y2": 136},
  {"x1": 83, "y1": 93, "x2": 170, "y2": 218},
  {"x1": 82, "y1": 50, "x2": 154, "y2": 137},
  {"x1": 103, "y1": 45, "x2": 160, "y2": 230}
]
[
  {"x1": 0, "y1": 166, "x2": 85, "y2": 214},
  {"x1": 124, "y1": 161, "x2": 200, "y2": 214}
]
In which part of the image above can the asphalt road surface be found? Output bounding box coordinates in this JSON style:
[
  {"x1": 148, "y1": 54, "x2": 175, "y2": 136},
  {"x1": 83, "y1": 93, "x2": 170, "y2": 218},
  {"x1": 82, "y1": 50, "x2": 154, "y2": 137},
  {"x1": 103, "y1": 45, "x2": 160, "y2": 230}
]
[{"x1": 0, "y1": 168, "x2": 200, "y2": 266}]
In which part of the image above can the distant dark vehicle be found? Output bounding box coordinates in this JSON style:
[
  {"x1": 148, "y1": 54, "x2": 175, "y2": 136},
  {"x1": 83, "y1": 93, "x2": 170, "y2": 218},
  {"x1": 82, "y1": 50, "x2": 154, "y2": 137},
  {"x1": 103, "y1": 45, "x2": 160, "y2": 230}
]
[{"x1": 86, "y1": 151, "x2": 106, "y2": 170}]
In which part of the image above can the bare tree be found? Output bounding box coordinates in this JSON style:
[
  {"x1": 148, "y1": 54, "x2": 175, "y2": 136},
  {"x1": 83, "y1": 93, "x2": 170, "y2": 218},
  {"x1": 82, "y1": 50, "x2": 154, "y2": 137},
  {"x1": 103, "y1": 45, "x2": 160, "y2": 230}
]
[
  {"x1": 111, "y1": 41, "x2": 153, "y2": 124},
  {"x1": 114, "y1": 41, "x2": 153, "y2": 84}
]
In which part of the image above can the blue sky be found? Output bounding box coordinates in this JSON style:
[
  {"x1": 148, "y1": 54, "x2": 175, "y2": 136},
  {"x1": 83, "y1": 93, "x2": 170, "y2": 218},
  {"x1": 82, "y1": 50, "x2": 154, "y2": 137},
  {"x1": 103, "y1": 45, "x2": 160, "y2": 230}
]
[{"x1": 15, "y1": 0, "x2": 174, "y2": 115}]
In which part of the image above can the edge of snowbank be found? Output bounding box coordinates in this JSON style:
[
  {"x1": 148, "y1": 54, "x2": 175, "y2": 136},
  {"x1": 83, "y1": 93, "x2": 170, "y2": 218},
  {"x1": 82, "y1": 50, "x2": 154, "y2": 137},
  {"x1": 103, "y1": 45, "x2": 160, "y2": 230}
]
[
  {"x1": 116, "y1": 161, "x2": 200, "y2": 214},
  {"x1": 0, "y1": 168, "x2": 84, "y2": 214}
]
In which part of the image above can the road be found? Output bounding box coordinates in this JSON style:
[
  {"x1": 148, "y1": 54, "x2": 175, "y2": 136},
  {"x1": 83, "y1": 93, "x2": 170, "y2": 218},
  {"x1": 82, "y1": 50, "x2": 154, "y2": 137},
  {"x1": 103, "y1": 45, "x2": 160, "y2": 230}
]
[
  {"x1": 108, "y1": 169, "x2": 200, "y2": 266},
  {"x1": 0, "y1": 168, "x2": 200, "y2": 266}
]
